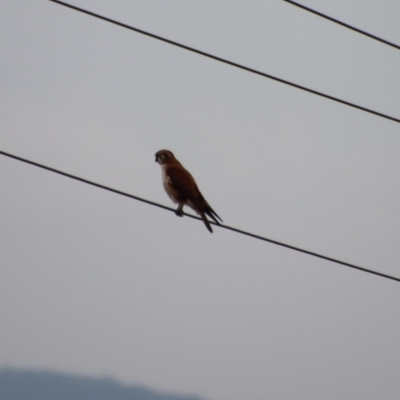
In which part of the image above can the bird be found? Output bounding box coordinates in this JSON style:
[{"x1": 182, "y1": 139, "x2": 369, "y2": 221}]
[{"x1": 155, "y1": 149, "x2": 222, "y2": 233}]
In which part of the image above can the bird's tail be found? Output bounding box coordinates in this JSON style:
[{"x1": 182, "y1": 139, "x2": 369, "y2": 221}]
[
  {"x1": 191, "y1": 196, "x2": 222, "y2": 233},
  {"x1": 204, "y1": 204, "x2": 223, "y2": 226},
  {"x1": 199, "y1": 211, "x2": 214, "y2": 233}
]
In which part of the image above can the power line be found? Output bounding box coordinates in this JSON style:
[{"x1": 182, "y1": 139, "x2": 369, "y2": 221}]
[
  {"x1": 1, "y1": 149, "x2": 399, "y2": 284},
  {"x1": 282, "y1": 0, "x2": 400, "y2": 51},
  {"x1": 48, "y1": 0, "x2": 400, "y2": 125}
]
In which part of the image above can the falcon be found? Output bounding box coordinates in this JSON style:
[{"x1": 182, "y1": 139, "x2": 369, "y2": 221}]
[{"x1": 155, "y1": 149, "x2": 222, "y2": 233}]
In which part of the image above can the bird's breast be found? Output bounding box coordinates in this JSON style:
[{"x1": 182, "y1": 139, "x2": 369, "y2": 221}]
[{"x1": 162, "y1": 168, "x2": 180, "y2": 204}]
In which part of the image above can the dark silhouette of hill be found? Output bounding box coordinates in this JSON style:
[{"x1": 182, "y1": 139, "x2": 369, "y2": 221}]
[{"x1": 0, "y1": 368, "x2": 206, "y2": 400}]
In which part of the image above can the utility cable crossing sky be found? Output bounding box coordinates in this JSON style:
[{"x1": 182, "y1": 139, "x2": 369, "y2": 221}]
[
  {"x1": 282, "y1": 0, "x2": 400, "y2": 51},
  {"x1": 48, "y1": 0, "x2": 400, "y2": 124},
  {"x1": 1, "y1": 149, "x2": 399, "y2": 284}
]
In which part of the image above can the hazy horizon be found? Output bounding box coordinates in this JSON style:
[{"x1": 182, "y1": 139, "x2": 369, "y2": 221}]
[{"x1": 0, "y1": 367, "x2": 205, "y2": 400}]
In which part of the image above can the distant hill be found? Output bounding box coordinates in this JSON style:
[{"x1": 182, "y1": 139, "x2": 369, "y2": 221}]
[{"x1": 0, "y1": 368, "x2": 207, "y2": 400}]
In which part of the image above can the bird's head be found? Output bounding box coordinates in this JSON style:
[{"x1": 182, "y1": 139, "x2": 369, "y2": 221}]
[{"x1": 155, "y1": 149, "x2": 175, "y2": 165}]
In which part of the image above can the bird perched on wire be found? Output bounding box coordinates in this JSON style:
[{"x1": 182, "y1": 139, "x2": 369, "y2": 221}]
[{"x1": 155, "y1": 149, "x2": 222, "y2": 233}]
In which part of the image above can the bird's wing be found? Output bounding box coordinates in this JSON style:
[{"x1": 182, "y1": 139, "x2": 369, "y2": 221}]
[
  {"x1": 166, "y1": 165, "x2": 202, "y2": 199},
  {"x1": 167, "y1": 165, "x2": 222, "y2": 224}
]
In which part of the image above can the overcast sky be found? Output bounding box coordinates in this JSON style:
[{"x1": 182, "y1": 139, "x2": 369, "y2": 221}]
[{"x1": 1, "y1": 1, "x2": 400, "y2": 399}]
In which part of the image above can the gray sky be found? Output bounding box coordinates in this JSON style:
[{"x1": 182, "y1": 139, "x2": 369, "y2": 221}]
[{"x1": 1, "y1": 1, "x2": 400, "y2": 399}]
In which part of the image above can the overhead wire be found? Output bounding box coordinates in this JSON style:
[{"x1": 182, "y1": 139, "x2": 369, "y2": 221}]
[
  {"x1": 48, "y1": 0, "x2": 400, "y2": 124},
  {"x1": 282, "y1": 0, "x2": 400, "y2": 51},
  {"x1": 28, "y1": 2, "x2": 399, "y2": 282},
  {"x1": 1, "y1": 149, "x2": 399, "y2": 284}
]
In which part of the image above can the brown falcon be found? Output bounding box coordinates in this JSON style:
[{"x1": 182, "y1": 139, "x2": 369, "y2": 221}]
[{"x1": 155, "y1": 149, "x2": 222, "y2": 233}]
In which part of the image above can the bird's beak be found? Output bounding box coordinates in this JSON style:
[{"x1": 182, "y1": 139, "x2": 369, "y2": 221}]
[{"x1": 155, "y1": 156, "x2": 158, "y2": 163}]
